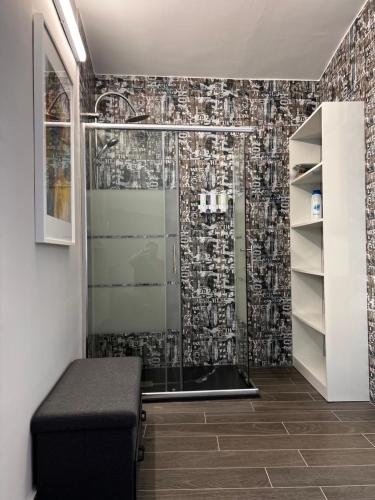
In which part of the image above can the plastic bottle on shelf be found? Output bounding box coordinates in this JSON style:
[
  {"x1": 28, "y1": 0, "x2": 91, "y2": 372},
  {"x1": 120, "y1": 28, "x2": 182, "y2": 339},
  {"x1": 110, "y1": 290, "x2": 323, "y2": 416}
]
[{"x1": 311, "y1": 188, "x2": 322, "y2": 219}]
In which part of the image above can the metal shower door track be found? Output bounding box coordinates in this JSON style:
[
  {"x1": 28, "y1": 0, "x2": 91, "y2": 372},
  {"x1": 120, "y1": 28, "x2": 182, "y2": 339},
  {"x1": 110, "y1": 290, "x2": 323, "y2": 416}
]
[
  {"x1": 142, "y1": 387, "x2": 259, "y2": 401},
  {"x1": 83, "y1": 123, "x2": 255, "y2": 133}
]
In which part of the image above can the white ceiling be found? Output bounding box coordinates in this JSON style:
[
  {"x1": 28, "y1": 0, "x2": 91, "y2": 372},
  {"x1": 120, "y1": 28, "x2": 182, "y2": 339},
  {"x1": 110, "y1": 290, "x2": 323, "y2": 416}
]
[{"x1": 76, "y1": 0, "x2": 366, "y2": 80}]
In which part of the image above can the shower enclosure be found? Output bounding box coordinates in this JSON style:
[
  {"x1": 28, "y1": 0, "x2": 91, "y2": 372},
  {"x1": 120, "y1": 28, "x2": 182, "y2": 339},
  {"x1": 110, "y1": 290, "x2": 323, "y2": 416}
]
[{"x1": 83, "y1": 123, "x2": 258, "y2": 399}]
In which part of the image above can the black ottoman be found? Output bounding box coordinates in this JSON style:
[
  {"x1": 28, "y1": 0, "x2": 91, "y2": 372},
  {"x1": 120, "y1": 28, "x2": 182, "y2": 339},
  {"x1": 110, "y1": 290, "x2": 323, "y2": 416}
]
[{"x1": 31, "y1": 357, "x2": 143, "y2": 500}]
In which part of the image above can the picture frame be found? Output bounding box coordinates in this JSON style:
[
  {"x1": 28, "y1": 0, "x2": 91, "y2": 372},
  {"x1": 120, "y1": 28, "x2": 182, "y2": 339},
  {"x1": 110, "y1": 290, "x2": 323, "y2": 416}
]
[{"x1": 33, "y1": 13, "x2": 75, "y2": 245}]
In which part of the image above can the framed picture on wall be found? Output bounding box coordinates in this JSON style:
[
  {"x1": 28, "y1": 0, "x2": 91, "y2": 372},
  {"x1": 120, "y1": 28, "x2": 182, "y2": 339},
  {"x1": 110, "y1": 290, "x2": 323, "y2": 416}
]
[{"x1": 33, "y1": 13, "x2": 75, "y2": 245}]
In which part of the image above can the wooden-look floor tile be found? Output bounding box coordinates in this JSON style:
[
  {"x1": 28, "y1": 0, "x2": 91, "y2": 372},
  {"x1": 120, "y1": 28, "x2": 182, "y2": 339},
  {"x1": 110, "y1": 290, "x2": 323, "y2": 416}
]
[
  {"x1": 268, "y1": 465, "x2": 375, "y2": 487},
  {"x1": 309, "y1": 392, "x2": 325, "y2": 399},
  {"x1": 252, "y1": 375, "x2": 298, "y2": 384},
  {"x1": 143, "y1": 435, "x2": 218, "y2": 452},
  {"x1": 289, "y1": 377, "x2": 315, "y2": 384},
  {"x1": 140, "y1": 371, "x2": 375, "y2": 497},
  {"x1": 138, "y1": 487, "x2": 325, "y2": 499},
  {"x1": 253, "y1": 374, "x2": 299, "y2": 379},
  {"x1": 301, "y1": 448, "x2": 375, "y2": 466},
  {"x1": 260, "y1": 384, "x2": 318, "y2": 393},
  {"x1": 143, "y1": 400, "x2": 252, "y2": 414},
  {"x1": 138, "y1": 467, "x2": 270, "y2": 490},
  {"x1": 219, "y1": 433, "x2": 372, "y2": 450},
  {"x1": 334, "y1": 409, "x2": 375, "y2": 421},
  {"x1": 256, "y1": 392, "x2": 314, "y2": 401},
  {"x1": 364, "y1": 434, "x2": 375, "y2": 446},
  {"x1": 146, "y1": 412, "x2": 205, "y2": 424},
  {"x1": 250, "y1": 367, "x2": 297, "y2": 375},
  {"x1": 285, "y1": 421, "x2": 375, "y2": 434},
  {"x1": 206, "y1": 410, "x2": 338, "y2": 423},
  {"x1": 145, "y1": 422, "x2": 286, "y2": 437},
  {"x1": 322, "y1": 485, "x2": 375, "y2": 499},
  {"x1": 142, "y1": 449, "x2": 304, "y2": 469},
  {"x1": 253, "y1": 401, "x2": 375, "y2": 411}
]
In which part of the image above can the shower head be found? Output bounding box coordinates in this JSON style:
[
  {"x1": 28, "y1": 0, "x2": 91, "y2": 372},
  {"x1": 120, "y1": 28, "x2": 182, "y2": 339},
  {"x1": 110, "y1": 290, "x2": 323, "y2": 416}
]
[
  {"x1": 105, "y1": 138, "x2": 119, "y2": 149},
  {"x1": 95, "y1": 137, "x2": 119, "y2": 161},
  {"x1": 125, "y1": 114, "x2": 150, "y2": 123},
  {"x1": 94, "y1": 91, "x2": 149, "y2": 123}
]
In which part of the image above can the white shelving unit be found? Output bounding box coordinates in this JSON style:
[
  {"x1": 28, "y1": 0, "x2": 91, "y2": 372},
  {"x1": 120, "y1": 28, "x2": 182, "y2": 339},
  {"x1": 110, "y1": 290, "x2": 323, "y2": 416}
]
[{"x1": 289, "y1": 102, "x2": 369, "y2": 401}]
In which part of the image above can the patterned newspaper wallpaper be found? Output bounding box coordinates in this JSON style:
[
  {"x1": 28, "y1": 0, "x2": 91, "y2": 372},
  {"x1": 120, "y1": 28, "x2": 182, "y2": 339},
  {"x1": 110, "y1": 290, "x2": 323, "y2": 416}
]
[
  {"x1": 88, "y1": 75, "x2": 319, "y2": 367},
  {"x1": 320, "y1": 0, "x2": 375, "y2": 400}
]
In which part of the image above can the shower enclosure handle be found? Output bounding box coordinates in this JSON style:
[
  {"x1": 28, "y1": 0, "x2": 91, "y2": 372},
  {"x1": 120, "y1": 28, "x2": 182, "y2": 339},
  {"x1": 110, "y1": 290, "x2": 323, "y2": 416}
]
[{"x1": 172, "y1": 242, "x2": 177, "y2": 274}]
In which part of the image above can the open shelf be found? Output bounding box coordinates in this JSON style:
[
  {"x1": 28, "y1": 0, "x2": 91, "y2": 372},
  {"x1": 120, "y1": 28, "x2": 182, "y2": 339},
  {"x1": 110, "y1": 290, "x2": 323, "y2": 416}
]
[
  {"x1": 292, "y1": 267, "x2": 324, "y2": 277},
  {"x1": 290, "y1": 102, "x2": 369, "y2": 402},
  {"x1": 291, "y1": 219, "x2": 323, "y2": 229},
  {"x1": 290, "y1": 105, "x2": 322, "y2": 143},
  {"x1": 292, "y1": 311, "x2": 325, "y2": 335},
  {"x1": 291, "y1": 162, "x2": 322, "y2": 186}
]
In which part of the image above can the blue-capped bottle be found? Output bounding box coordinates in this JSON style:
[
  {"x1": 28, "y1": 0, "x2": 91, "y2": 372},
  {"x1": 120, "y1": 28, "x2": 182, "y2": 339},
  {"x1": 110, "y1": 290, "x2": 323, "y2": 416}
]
[{"x1": 311, "y1": 188, "x2": 322, "y2": 219}]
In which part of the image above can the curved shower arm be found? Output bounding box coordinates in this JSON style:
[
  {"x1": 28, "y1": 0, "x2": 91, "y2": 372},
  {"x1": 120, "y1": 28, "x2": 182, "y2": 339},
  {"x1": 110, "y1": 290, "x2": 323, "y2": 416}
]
[{"x1": 94, "y1": 91, "x2": 137, "y2": 116}]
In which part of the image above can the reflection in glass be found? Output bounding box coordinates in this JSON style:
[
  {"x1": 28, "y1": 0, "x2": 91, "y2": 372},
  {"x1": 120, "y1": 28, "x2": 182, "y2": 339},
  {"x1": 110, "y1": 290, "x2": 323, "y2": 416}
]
[{"x1": 44, "y1": 37, "x2": 72, "y2": 223}]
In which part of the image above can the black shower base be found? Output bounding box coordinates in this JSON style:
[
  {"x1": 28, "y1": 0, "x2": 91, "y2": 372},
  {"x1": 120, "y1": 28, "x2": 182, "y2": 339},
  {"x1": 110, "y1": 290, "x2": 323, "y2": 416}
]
[{"x1": 141, "y1": 364, "x2": 252, "y2": 394}]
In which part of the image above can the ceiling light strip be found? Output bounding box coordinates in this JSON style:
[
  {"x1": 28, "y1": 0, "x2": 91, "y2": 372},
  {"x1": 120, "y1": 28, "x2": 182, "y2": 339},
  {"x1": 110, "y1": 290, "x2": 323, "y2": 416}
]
[{"x1": 53, "y1": 0, "x2": 86, "y2": 62}]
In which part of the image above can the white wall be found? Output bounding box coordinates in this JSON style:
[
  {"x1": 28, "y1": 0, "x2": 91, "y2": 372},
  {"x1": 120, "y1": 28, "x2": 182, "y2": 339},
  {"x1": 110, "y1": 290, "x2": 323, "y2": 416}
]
[{"x1": 0, "y1": 1, "x2": 84, "y2": 499}]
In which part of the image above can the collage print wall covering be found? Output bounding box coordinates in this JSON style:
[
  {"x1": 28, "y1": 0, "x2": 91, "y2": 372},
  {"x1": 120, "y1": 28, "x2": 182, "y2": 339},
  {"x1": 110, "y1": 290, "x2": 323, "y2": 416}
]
[
  {"x1": 81, "y1": 0, "x2": 375, "y2": 393},
  {"x1": 88, "y1": 75, "x2": 319, "y2": 367}
]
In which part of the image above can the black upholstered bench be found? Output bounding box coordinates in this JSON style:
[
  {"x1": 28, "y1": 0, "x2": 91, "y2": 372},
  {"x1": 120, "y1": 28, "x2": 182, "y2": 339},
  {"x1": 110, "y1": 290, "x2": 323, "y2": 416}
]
[{"x1": 31, "y1": 357, "x2": 144, "y2": 500}]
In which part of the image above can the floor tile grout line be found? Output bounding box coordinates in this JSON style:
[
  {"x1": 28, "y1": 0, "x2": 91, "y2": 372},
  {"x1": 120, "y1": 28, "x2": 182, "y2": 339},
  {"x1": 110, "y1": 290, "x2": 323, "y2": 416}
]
[
  {"x1": 146, "y1": 418, "x2": 353, "y2": 427},
  {"x1": 332, "y1": 410, "x2": 343, "y2": 422},
  {"x1": 145, "y1": 432, "x2": 375, "y2": 438},
  {"x1": 264, "y1": 467, "x2": 273, "y2": 488},
  {"x1": 142, "y1": 447, "x2": 375, "y2": 454},
  {"x1": 298, "y1": 449, "x2": 309, "y2": 467},
  {"x1": 362, "y1": 433, "x2": 375, "y2": 448},
  {"x1": 147, "y1": 417, "x2": 375, "y2": 425},
  {"x1": 320, "y1": 486, "x2": 329, "y2": 500},
  {"x1": 139, "y1": 464, "x2": 375, "y2": 471},
  {"x1": 137, "y1": 484, "x2": 375, "y2": 492},
  {"x1": 282, "y1": 422, "x2": 290, "y2": 434}
]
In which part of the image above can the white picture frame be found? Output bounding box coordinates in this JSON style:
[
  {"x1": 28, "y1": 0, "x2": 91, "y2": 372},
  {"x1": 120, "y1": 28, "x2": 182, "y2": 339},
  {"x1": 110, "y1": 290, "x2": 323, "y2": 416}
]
[{"x1": 33, "y1": 13, "x2": 75, "y2": 245}]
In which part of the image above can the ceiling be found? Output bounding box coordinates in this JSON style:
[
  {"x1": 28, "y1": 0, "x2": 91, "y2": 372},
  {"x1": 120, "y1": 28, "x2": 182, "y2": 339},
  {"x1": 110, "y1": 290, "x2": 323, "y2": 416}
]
[{"x1": 76, "y1": 0, "x2": 366, "y2": 80}]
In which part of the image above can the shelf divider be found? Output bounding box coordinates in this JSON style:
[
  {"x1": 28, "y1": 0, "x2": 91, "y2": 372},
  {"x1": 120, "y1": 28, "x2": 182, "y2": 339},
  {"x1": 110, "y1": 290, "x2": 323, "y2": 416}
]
[
  {"x1": 291, "y1": 162, "x2": 322, "y2": 186},
  {"x1": 292, "y1": 267, "x2": 324, "y2": 277},
  {"x1": 291, "y1": 219, "x2": 323, "y2": 229},
  {"x1": 292, "y1": 311, "x2": 325, "y2": 335}
]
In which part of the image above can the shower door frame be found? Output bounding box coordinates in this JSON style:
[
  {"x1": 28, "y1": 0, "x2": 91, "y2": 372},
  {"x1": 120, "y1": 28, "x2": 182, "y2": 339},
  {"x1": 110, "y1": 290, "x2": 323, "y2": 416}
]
[{"x1": 81, "y1": 122, "x2": 259, "y2": 400}]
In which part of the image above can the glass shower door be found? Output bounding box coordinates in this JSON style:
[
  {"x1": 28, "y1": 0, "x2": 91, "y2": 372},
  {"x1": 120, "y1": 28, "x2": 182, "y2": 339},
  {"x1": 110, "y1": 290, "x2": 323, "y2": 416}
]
[
  {"x1": 86, "y1": 129, "x2": 181, "y2": 392},
  {"x1": 233, "y1": 140, "x2": 250, "y2": 383}
]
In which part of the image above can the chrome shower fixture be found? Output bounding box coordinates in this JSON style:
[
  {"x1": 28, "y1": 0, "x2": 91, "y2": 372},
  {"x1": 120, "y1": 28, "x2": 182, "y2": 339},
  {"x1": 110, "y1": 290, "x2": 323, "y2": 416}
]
[
  {"x1": 95, "y1": 137, "x2": 119, "y2": 161},
  {"x1": 81, "y1": 91, "x2": 149, "y2": 123}
]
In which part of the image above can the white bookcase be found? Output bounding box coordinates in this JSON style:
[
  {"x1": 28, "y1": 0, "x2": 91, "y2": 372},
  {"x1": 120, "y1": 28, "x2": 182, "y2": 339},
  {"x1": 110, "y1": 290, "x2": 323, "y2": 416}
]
[{"x1": 289, "y1": 102, "x2": 369, "y2": 401}]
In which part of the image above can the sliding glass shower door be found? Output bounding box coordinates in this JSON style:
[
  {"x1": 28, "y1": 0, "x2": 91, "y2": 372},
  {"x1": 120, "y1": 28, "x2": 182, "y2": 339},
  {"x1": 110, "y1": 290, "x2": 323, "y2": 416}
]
[
  {"x1": 86, "y1": 129, "x2": 181, "y2": 392},
  {"x1": 85, "y1": 125, "x2": 258, "y2": 399},
  {"x1": 233, "y1": 142, "x2": 250, "y2": 384}
]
